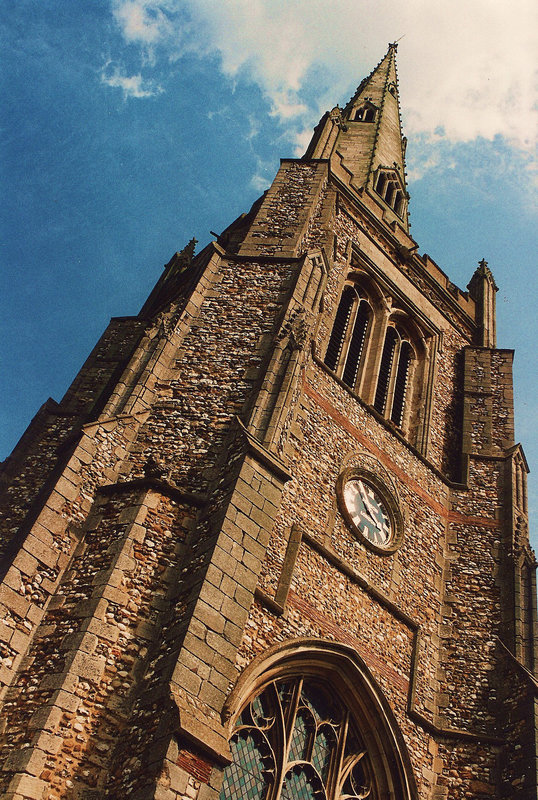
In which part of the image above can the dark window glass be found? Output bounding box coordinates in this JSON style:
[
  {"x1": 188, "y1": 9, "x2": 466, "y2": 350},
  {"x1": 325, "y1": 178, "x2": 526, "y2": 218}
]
[{"x1": 375, "y1": 173, "x2": 386, "y2": 195}]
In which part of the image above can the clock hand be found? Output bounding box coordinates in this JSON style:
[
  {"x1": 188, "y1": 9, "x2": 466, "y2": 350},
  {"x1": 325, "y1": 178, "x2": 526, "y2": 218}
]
[{"x1": 358, "y1": 482, "x2": 381, "y2": 525}]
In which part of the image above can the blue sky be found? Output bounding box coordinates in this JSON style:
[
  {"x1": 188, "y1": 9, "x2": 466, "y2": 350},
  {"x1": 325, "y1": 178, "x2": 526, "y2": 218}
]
[{"x1": 1, "y1": 1, "x2": 536, "y2": 546}]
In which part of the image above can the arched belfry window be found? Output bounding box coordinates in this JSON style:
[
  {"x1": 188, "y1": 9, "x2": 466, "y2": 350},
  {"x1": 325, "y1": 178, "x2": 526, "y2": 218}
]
[
  {"x1": 324, "y1": 286, "x2": 372, "y2": 393},
  {"x1": 219, "y1": 641, "x2": 417, "y2": 800},
  {"x1": 391, "y1": 340, "x2": 412, "y2": 426},
  {"x1": 374, "y1": 326, "x2": 414, "y2": 428}
]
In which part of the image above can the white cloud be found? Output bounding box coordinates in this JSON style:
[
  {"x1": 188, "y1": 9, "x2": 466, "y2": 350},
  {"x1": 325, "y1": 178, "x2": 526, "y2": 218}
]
[
  {"x1": 101, "y1": 65, "x2": 163, "y2": 98},
  {"x1": 111, "y1": 0, "x2": 176, "y2": 46},
  {"x1": 250, "y1": 154, "x2": 276, "y2": 192},
  {"x1": 109, "y1": 0, "x2": 537, "y2": 151}
]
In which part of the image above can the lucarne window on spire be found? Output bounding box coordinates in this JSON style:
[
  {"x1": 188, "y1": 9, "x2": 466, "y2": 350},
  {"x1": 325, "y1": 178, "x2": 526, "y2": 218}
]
[
  {"x1": 355, "y1": 105, "x2": 376, "y2": 122},
  {"x1": 374, "y1": 170, "x2": 405, "y2": 218}
]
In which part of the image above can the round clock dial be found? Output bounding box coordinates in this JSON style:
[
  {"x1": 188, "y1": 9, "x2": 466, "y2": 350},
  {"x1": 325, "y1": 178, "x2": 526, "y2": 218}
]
[{"x1": 343, "y1": 478, "x2": 392, "y2": 547}]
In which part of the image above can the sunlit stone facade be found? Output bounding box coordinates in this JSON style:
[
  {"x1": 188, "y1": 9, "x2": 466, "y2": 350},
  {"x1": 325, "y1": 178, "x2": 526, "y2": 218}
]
[{"x1": 0, "y1": 45, "x2": 536, "y2": 800}]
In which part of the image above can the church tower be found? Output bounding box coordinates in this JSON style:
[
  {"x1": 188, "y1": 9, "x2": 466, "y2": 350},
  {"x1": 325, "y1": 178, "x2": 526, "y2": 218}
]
[{"x1": 0, "y1": 45, "x2": 536, "y2": 800}]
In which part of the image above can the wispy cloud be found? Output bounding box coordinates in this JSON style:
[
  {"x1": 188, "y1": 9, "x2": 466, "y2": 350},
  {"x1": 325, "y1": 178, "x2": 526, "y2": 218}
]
[
  {"x1": 111, "y1": 0, "x2": 176, "y2": 47},
  {"x1": 101, "y1": 64, "x2": 163, "y2": 98},
  {"x1": 109, "y1": 0, "x2": 537, "y2": 152},
  {"x1": 250, "y1": 153, "x2": 276, "y2": 192}
]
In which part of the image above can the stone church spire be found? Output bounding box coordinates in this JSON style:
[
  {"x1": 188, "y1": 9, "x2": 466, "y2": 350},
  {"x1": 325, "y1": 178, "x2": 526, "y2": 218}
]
[{"x1": 304, "y1": 43, "x2": 409, "y2": 230}]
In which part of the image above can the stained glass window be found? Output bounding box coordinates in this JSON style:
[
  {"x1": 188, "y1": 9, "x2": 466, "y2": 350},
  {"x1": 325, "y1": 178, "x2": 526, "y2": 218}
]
[
  {"x1": 219, "y1": 677, "x2": 377, "y2": 800},
  {"x1": 219, "y1": 730, "x2": 273, "y2": 800}
]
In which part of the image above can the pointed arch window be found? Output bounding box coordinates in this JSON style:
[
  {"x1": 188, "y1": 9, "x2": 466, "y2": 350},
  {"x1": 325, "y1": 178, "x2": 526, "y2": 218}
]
[
  {"x1": 322, "y1": 278, "x2": 428, "y2": 448},
  {"x1": 324, "y1": 287, "x2": 372, "y2": 393},
  {"x1": 374, "y1": 327, "x2": 414, "y2": 428},
  {"x1": 220, "y1": 676, "x2": 378, "y2": 800},
  {"x1": 355, "y1": 106, "x2": 376, "y2": 123},
  {"x1": 374, "y1": 171, "x2": 406, "y2": 219}
]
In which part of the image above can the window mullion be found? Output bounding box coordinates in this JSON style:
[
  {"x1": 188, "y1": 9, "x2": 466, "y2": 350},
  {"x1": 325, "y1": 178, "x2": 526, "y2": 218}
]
[
  {"x1": 282, "y1": 678, "x2": 303, "y2": 767},
  {"x1": 385, "y1": 337, "x2": 402, "y2": 421},
  {"x1": 327, "y1": 709, "x2": 349, "y2": 800},
  {"x1": 391, "y1": 342, "x2": 413, "y2": 428}
]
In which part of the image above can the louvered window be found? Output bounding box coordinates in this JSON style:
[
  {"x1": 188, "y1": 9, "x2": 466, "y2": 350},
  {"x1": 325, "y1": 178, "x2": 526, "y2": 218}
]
[
  {"x1": 374, "y1": 171, "x2": 405, "y2": 219},
  {"x1": 374, "y1": 329, "x2": 414, "y2": 428},
  {"x1": 342, "y1": 300, "x2": 370, "y2": 389},
  {"x1": 390, "y1": 341, "x2": 412, "y2": 426},
  {"x1": 374, "y1": 328, "x2": 398, "y2": 414},
  {"x1": 355, "y1": 105, "x2": 375, "y2": 122},
  {"x1": 324, "y1": 287, "x2": 355, "y2": 372},
  {"x1": 325, "y1": 288, "x2": 371, "y2": 393}
]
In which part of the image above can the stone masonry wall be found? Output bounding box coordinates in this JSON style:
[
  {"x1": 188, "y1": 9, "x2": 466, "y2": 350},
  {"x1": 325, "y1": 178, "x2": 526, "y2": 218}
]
[
  {"x1": 0, "y1": 123, "x2": 535, "y2": 800},
  {"x1": 129, "y1": 256, "x2": 299, "y2": 493},
  {"x1": 0, "y1": 484, "x2": 198, "y2": 799},
  {"x1": 0, "y1": 412, "x2": 147, "y2": 708},
  {"x1": 0, "y1": 317, "x2": 145, "y2": 559},
  {"x1": 239, "y1": 161, "x2": 328, "y2": 257}
]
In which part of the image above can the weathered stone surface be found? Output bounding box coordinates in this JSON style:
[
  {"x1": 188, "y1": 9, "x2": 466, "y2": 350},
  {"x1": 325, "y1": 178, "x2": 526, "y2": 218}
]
[{"x1": 0, "y1": 45, "x2": 535, "y2": 800}]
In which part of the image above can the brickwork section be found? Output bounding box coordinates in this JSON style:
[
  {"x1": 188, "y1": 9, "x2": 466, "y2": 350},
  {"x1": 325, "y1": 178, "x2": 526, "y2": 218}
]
[
  {"x1": 0, "y1": 414, "x2": 146, "y2": 703},
  {"x1": 436, "y1": 741, "x2": 498, "y2": 800},
  {"x1": 130, "y1": 256, "x2": 299, "y2": 494},
  {"x1": 0, "y1": 409, "x2": 76, "y2": 558},
  {"x1": 169, "y1": 447, "x2": 288, "y2": 718},
  {"x1": 0, "y1": 317, "x2": 145, "y2": 559},
  {"x1": 498, "y1": 666, "x2": 538, "y2": 796},
  {"x1": 60, "y1": 318, "x2": 146, "y2": 415}
]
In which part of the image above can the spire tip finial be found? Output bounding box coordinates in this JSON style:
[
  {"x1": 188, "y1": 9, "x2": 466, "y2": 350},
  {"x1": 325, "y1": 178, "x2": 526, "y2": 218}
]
[{"x1": 389, "y1": 36, "x2": 405, "y2": 51}]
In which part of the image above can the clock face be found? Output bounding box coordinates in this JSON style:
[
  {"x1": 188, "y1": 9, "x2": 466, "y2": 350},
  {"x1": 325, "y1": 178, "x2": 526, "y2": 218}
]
[{"x1": 343, "y1": 478, "x2": 392, "y2": 547}]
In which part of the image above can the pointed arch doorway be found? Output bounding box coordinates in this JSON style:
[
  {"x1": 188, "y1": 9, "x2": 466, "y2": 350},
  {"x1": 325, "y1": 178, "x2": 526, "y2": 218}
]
[{"x1": 219, "y1": 639, "x2": 418, "y2": 800}]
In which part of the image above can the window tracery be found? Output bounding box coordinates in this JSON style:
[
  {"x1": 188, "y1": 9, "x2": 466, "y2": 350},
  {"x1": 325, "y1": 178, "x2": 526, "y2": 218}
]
[
  {"x1": 220, "y1": 676, "x2": 376, "y2": 800},
  {"x1": 323, "y1": 279, "x2": 427, "y2": 444}
]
